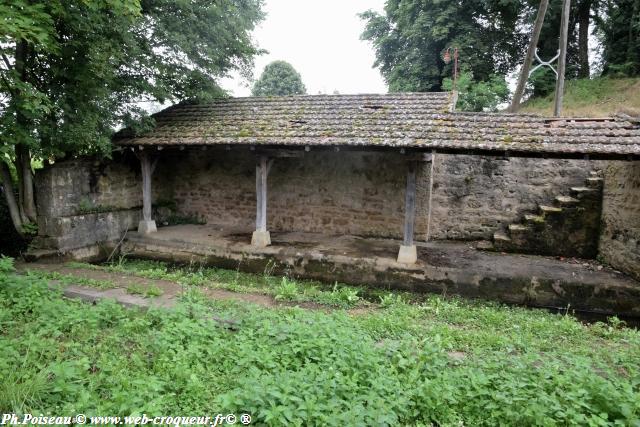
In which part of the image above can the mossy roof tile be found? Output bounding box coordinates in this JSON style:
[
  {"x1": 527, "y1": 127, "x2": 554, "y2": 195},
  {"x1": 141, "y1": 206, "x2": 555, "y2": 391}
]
[{"x1": 114, "y1": 92, "x2": 640, "y2": 157}]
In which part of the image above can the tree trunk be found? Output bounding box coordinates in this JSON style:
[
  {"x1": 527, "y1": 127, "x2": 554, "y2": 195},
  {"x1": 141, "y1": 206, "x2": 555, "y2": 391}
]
[
  {"x1": 13, "y1": 40, "x2": 37, "y2": 223},
  {"x1": 577, "y1": 0, "x2": 591, "y2": 78},
  {"x1": 14, "y1": 152, "x2": 27, "y2": 223},
  {"x1": 9, "y1": 155, "x2": 29, "y2": 225},
  {"x1": 0, "y1": 161, "x2": 25, "y2": 238},
  {"x1": 628, "y1": 0, "x2": 640, "y2": 70},
  {"x1": 16, "y1": 145, "x2": 36, "y2": 222},
  {"x1": 508, "y1": 0, "x2": 550, "y2": 113}
]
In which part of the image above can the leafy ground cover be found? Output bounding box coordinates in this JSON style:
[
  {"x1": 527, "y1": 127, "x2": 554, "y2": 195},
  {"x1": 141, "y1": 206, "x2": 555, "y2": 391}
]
[
  {"x1": 2, "y1": 255, "x2": 640, "y2": 425},
  {"x1": 64, "y1": 258, "x2": 367, "y2": 308},
  {"x1": 26, "y1": 269, "x2": 116, "y2": 290}
]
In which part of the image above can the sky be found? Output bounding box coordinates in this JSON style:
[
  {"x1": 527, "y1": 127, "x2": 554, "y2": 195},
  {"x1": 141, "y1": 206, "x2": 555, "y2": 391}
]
[{"x1": 219, "y1": 0, "x2": 388, "y2": 97}]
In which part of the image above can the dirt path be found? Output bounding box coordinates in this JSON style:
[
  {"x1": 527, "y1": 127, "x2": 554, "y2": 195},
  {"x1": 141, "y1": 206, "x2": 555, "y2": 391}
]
[{"x1": 16, "y1": 262, "x2": 351, "y2": 312}]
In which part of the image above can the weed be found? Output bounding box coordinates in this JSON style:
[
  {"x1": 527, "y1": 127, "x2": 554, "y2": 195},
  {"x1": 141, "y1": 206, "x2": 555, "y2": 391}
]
[
  {"x1": 76, "y1": 197, "x2": 116, "y2": 215},
  {"x1": 178, "y1": 271, "x2": 208, "y2": 287},
  {"x1": 66, "y1": 259, "x2": 366, "y2": 308},
  {"x1": 328, "y1": 283, "x2": 360, "y2": 307},
  {"x1": 145, "y1": 285, "x2": 164, "y2": 298},
  {"x1": 22, "y1": 222, "x2": 38, "y2": 236},
  {"x1": 26, "y1": 270, "x2": 115, "y2": 290},
  {"x1": 379, "y1": 292, "x2": 405, "y2": 308},
  {"x1": 0, "y1": 256, "x2": 15, "y2": 273},
  {"x1": 127, "y1": 283, "x2": 163, "y2": 298},
  {"x1": 263, "y1": 259, "x2": 277, "y2": 277},
  {"x1": 274, "y1": 277, "x2": 298, "y2": 301},
  {"x1": 3, "y1": 257, "x2": 640, "y2": 425},
  {"x1": 0, "y1": 361, "x2": 49, "y2": 414}
]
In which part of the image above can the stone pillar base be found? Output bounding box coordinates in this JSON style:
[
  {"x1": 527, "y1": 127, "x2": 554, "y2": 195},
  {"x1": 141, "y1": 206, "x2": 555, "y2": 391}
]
[
  {"x1": 251, "y1": 230, "x2": 271, "y2": 247},
  {"x1": 397, "y1": 244, "x2": 417, "y2": 264},
  {"x1": 138, "y1": 220, "x2": 157, "y2": 234}
]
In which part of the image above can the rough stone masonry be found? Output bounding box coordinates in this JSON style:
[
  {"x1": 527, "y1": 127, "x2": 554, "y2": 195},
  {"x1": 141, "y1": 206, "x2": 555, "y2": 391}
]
[
  {"x1": 35, "y1": 150, "x2": 594, "y2": 246},
  {"x1": 600, "y1": 161, "x2": 640, "y2": 280},
  {"x1": 32, "y1": 151, "x2": 640, "y2": 284}
]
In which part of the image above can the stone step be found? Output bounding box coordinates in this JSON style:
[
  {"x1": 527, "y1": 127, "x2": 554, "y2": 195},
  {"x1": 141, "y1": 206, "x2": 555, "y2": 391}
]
[
  {"x1": 508, "y1": 223, "x2": 529, "y2": 233},
  {"x1": 23, "y1": 248, "x2": 61, "y2": 263},
  {"x1": 555, "y1": 195, "x2": 580, "y2": 206},
  {"x1": 539, "y1": 205, "x2": 563, "y2": 215},
  {"x1": 475, "y1": 240, "x2": 494, "y2": 251},
  {"x1": 586, "y1": 177, "x2": 603, "y2": 188},
  {"x1": 493, "y1": 232, "x2": 511, "y2": 243},
  {"x1": 571, "y1": 186, "x2": 596, "y2": 194},
  {"x1": 524, "y1": 214, "x2": 545, "y2": 224}
]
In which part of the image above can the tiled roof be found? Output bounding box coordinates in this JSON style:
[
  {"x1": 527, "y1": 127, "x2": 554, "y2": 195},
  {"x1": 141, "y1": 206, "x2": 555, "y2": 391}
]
[{"x1": 114, "y1": 92, "x2": 640, "y2": 157}]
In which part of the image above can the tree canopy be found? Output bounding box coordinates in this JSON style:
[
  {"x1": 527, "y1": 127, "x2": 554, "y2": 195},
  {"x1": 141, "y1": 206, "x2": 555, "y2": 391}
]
[
  {"x1": 595, "y1": 0, "x2": 640, "y2": 78},
  {"x1": 0, "y1": 0, "x2": 264, "y2": 236},
  {"x1": 251, "y1": 60, "x2": 306, "y2": 96},
  {"x1": 360, "y1": 0, "x2": 640, "y2": 106},
  {"x1": 443, "y1": 72, "x2": 509, "y2": 112},
  {"x1": 360, "y1": 0, "x2": 527, "y2": 93}
]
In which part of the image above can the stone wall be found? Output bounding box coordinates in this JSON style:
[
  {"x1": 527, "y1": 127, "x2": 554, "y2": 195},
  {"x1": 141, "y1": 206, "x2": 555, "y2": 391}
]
[
  {"x1": 428, "y1": 155, "x2": 601, "y2": 240},
  {"x1": 34, "y1": 150, "x2": 604, "y2": 254},
  {"x1": 171, "y1": 149, "x2": 596, "y2": 241},
  {"x1": 170, "y1": 150, "x2": 425, "y2": 238},
  {"x1": 36, "y1": 157, "x2": 142, "y2": 217},
  {"x1": 599, "y1": 161, "x2": 640, "y2": 280},
  {"x1": 34, "y1": 154, "x2": 167, "y2": 253}
]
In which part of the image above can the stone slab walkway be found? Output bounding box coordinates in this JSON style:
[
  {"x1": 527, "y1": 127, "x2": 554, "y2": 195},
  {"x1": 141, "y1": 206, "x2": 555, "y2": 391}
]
[{"x1": 18, "y1": 263, "x2": 332, "y2": 314}]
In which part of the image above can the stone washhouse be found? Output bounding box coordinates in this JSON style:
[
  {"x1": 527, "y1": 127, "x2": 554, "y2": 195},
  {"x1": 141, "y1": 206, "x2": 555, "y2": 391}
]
[{"x1": 31, "y1": 93, "x2": 640, "y2": 317}]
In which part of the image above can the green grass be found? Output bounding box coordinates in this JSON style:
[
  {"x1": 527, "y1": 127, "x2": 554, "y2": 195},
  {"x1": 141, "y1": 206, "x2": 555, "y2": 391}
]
[
  {"x1": 126, "y1": 283, "x2": 163, "y2": 298},
  {"x1": 25, "y1": 269, "x2": 115, "y2": 290},
  {"x1": 1, "y1": 256, "x2": 639, "y2": 425},
  {"x1": 520, "y1": 77, "x2": 640, "y2": 117},
  {"x1": 67, "y1": 258, "x2": 370, "y2": 308}
]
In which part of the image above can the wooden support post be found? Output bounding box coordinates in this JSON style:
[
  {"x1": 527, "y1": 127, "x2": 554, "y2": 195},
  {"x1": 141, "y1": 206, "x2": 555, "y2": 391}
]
[
  {"x1": 425, "y1": 151, "x2": 436, "y2": 242},
  {"x1": 137, "y1": 152, "x2": 158, "y2": 234},
  {"x1": 403, "y1": 161, "x2": 417, "y2": 246},
  {"x1": 256, "y1": 155, "x2": 267, "y2": 232},
  {"x1": 553, "y1": 0, "x2": 571, "y2": 117},
  {"x1": 252, "y1": 155, "x2": 271, "y2": 247},
  {"x1": 397, "y1": 161, "x2": 418, "y2": 264}
]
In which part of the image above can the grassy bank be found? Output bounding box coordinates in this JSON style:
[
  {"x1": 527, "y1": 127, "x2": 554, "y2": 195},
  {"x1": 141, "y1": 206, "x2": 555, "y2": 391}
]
[
  {"x1": 62, "y1": 258, "x2": 370, "y2": 308},
  {"x1": 520, "y1": 77, "x2": 640, "y2": 117},
  {"x1": 2, "y1": 256, "x2": 640, "y2": 425}
]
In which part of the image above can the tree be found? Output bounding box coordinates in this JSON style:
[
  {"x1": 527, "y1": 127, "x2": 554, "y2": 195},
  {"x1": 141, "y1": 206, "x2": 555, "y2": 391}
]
[
  {"x1": 509, "y1": 0, "x2": 550, "y2": 112},
  {"x1": 528, "y1": 0, "x2": 596, "y2": 96},
  {"x1": 251, "y1": 61, "x2": 306, "y2": 96},
  {"x1": 443, "y1": 72, "x2": 509, "y2": 112},
  {"x1": 0, "y1": 0, "x2": 264, "y2": 237},
  {"x1": 577, "y1": 0, "x2": 592, "y2": 78},
  {"x1": 360, "y1": 0, "x2": 528, "y2": 93},
  {"x1": 594, "y1": 0, "x2": 640, "y2": 77}
]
